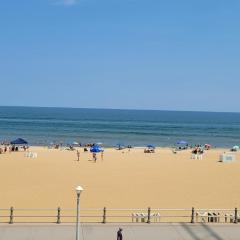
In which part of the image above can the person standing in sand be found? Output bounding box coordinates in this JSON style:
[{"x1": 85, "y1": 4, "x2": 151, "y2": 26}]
[
  {"x1": 76, "y1": 150, "x2": 80, "y2": 161},
  {"x1": 93, "y1": 152, "x2": 97, "y2": 162},
  {"x1": 101, "y1": 151, "x2": 104, "y2": 160}
]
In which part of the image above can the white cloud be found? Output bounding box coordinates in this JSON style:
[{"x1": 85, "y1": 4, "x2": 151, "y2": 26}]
[{"x1": 54, "y1": 0, "x2": 79, "y2": 6}]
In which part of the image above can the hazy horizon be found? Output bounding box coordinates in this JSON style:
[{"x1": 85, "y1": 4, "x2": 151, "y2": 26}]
[{"x1": 0, "y1": 105, "x2": 240, "y2": 114}]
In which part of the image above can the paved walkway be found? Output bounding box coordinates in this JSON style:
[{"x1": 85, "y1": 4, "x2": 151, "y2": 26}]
[{"x1": 0, "y1": 223, "x2": 240, "y2": 240}]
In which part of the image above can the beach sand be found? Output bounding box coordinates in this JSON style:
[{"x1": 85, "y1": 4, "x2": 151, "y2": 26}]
[{"x1": 0, "y1": 147, "x2": 239, "y2": 210}]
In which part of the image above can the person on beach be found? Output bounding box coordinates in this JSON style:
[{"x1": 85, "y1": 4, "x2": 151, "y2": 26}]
[
  {"x1": 117, "y1": 228, "x2": 123, "y2": 240},
  {"x1": 93, "y1": 152, "x2": 97, "y2": 162},
  {"x1": 101, "y1": 151, "x2": 103, "y2": 160},
  {"x1": 77, "y1": 150, "x2": 80, "y2": 161}
]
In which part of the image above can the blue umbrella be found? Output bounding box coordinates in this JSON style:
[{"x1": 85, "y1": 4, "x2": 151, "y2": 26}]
[
  {"x1": 10, "y1": 138, "x2": 28, "y2": 145},
  {"x1": 90, "y1": 146, "x2": 104, "y2": 153},
  {"x1": 147, "y1": 145, "x2": 155, "y2": 149},
  {"x1": 177, "y1": 140, "x2": 188, "y2": 145}
]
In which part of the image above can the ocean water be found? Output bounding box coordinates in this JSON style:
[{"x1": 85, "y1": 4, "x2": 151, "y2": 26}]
[{"x1": 0, "y1": 106, "x2": 239, "y2": 147}]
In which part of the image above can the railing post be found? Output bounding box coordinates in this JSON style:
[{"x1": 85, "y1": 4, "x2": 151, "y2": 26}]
[
  {"x1": 191, "y1": 207, "x2": 195, "y2": 223},
  {"x1": 9, "y1": 207, "x2": 14, "y2": 224},
  {"x1": 234, "y1": 208, "x2": 238, "y2": 224},
  {"x1": 147, "y1": 207, "x2": 151, "y2": 224},
  {"x1": 57, "y1": 207, "x2": 61, "y2": 224},
  {"x1": 102, "y1": 207, "x2": 106, "y2": 224}
]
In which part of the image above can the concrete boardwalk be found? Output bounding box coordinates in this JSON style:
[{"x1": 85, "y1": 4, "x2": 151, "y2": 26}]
[{"x1": 0, "y1": 223, "x2": 240, "y2": 240}]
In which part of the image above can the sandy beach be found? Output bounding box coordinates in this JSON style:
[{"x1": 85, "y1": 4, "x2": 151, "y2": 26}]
[{"x1": 0, "y1": 147, "x2": 239, "y2": 210}]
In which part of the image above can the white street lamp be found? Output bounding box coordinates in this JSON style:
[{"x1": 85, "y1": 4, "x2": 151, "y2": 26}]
[{"x1": 75, "y1": 185, "x2": 84, "y2": 240}]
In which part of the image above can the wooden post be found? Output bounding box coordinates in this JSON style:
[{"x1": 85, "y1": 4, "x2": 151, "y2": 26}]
[
  {"x1": 102, "y1": 207, "x2": 106, "y2": 224},
  {"x1": 234, "y1": 208, "x2": 238, "y2": 224},
  {"x1": 9, "y1": 207, "x2": 14, "y2": 224},
  {"x1": 191, "y1": 207, "x2": 195, "y2": 223},
  {"x1": 147, "y1": 207, "x2": 151, "y2": 224},
  {"x1": 57, "y1": 207, "x2": 61, "y2": 224}
]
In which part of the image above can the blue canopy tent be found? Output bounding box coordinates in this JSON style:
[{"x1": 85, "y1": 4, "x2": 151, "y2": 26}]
[
  {"x1": 147, "y1": 145, "x2": 155, "y2": 149},
  {"x1": 10, "y1": 138, "x2": 28, "y2": 145},
  {"x1": 177, "y1": 140, "x2": 188, "y2": 145},
  {"x1": 176, "y1": 140, "x2": 188, "y2": 150}
]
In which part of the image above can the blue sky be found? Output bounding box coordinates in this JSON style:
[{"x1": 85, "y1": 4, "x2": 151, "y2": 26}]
[{"x1": 0, "y1": 0, "x2": 239, "y2": 112}]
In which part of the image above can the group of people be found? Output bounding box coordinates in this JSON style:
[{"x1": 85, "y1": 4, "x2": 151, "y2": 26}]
[
  {"x1": 0, "y1": 146, "x2": 8, "y2": 154},
  {"x1": 192, "y1": 146, "x2": 204, "y2": 155},
  {"x1": 144, "y1": 148, "x2": 155, "y2": 153},
  {"x1": 0, "y1": 145, "x2": 28, "y2": 154},
  {"x1": 76, "y1": 149, "x2": 104, "y2": 162}
]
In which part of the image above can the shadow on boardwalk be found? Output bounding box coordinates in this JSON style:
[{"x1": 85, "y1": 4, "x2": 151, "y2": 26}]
[
  {"x1": 0, "y1": 223, "x2": 239, "y2": 240},
  {"x1": 180, "y1": 223, "x2": 226, "y2": 240}
]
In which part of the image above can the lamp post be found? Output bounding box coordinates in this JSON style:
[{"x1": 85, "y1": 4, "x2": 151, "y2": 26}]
[{"x1": 75, "y1": 186, "x2": 84, "y2": 240}]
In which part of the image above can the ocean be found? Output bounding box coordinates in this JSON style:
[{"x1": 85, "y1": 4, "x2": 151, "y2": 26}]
[{"x1": 0, "y1": 106, "x2": 239, "y2": 147}]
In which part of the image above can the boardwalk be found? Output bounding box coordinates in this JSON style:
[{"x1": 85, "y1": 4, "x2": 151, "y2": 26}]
[{"x1": 1, "y1": 223, "x2": 240, "y2": 240}]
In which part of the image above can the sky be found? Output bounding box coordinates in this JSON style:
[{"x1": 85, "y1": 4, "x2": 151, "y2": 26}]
[{"x1": 0, "y1": 0, "x2": 239, "y2": 112}]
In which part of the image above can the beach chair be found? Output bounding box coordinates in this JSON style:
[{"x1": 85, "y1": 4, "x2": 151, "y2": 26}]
[
  {"x1": 132, "y1": 212, "x2": 160, "y2": 223},
  {"x1": 225, "y1": 213, "x2": 233, "y2": 223},
  {"x1": 132, "y1": 213, "x2": 141, "y2": 222},
  {"x1": 132, "y1": 213, "x2": 138, "y2": 222},
  {"x1": 228, "y1": 213, "x2": 240, "y2": 223},
  {"x1": 140, "y1": 213, "x2": 147, "y2": 222},
  {"x1": 191, "y1": 154, "x2": 196, "y2": 159},
  {"x1": 196, "y1": 212, "x2": 208, "y2": 222},
  {"x1": 211, "y1": 212, "x2": 219, "y2": 222},
  {"x1": 208, "y1": 212, "x2": 214, "y2": 222},
  {"x1": 25, "y1": 152, "x2": 30, "y2": 158},
  {"x1": 227, "y1": 213, "x2": 235, "y2": 223},
  {"x1": 132, "y1": 213, "x2": 136, "y2": 222},
  {"x1": 154, "y1": 213, "x2": 161, "y2": 222},
  {"x1": 207, "y1": 212, "x2": 219, "y2": 222}
]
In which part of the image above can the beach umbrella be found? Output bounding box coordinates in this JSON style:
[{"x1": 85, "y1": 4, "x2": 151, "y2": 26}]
[
  {"x1": 10, "y1": 138, "x2": 28, "y2": 145},
  {"x1": 147, "y1": 145, "x2": 155, "y2": 149},
  {"x1": 177, "y1": 140, "x2": 188, "y2": 145},
  {"x1": 205, "y1": 144, "x2": 211, "y2": 147},
  {"x1": 233, "y1": 146, "x2": 239, "y2": 150},
  {"x1": 204, "y1": 144, "x2": 212, "y2": 150},
  {"x1": 90, "y1": 146, "x2": 104, "y2": 153}
]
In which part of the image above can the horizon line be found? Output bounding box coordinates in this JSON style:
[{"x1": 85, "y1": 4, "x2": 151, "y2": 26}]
[{"x1": 0, "y1": 105, "x2": 239, "y2": 114}]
